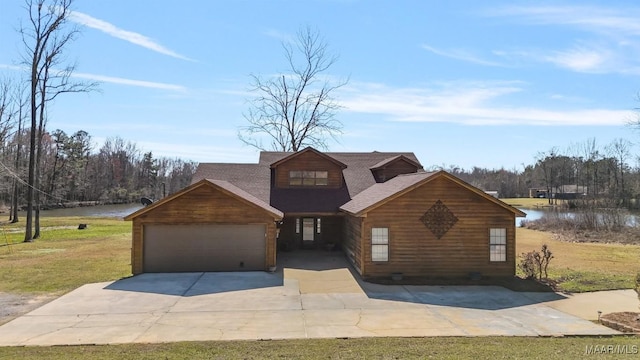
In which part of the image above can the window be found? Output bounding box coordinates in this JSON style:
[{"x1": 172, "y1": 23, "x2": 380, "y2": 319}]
[
  {"x1": 289, "y1": 170, "x2": 328, "y2": 186},
  {"x1": 316, "y1": 218, "x2": 321, "y2": 233},
  {"x1": 290, "y1": 171, "x2": 303, "y2": 186},
  {"x1": 489, "y1": 228, "x2": 507, "y2": 262},
  {"x1": 371, "y1": 227, "x2": 389, "y2": 262},
  {"x1": 295, "y1": 218, "x2": 300, "y2": 234}
]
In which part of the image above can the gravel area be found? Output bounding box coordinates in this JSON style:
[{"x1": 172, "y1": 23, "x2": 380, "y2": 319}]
[{"x1": 0, "y1": 293, "x2": 56, "y2": 325}]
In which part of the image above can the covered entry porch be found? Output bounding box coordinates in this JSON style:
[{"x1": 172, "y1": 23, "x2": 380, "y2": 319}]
[{"x1": 277, "y1": 215, "x2": 343, "y2": 251}]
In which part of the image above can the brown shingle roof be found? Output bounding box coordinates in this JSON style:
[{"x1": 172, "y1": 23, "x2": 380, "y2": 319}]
[
  {"x1": 192, "y1": 150, "x2": 424, "y2": 213},
  {"x1": 369, "y1": 154, "x2": 423, "y2": 171},
  {"x1": 340, "y1": 172, "x2": 436, "y2": 215},
  {"x1": 192, "y1": 163, "x2": 271, "y2": 203},
  {"x1": 268, "y1": 147, "x2": 347, "y2": 169},
  {"x1": 264, "y1": 152, "x2": 423, "y2": 197},
  {"x1": 340, "y1": 171, "x2": 527, "y2": 217},
  {"x1": 206, "y1": 179, "x2": 283, "y2": 219}
]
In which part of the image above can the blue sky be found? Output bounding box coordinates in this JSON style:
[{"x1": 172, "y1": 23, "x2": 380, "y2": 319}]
[{"x1": 1, "y1": 0, "x2": 638, "y2": 170}]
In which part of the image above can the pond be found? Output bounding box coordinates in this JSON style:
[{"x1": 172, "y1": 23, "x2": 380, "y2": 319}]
[
  {"x1": 516, "y1": 207, "x2": 639, "y2": 227},
  {"x1": 516, "y1": 208, "x2": 544, "y2": 226},
  {"x1": 15, "y1": 203, "x2": 143, "y2": 219}
]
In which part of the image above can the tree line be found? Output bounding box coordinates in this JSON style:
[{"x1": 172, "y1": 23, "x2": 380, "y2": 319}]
[
  {"x1": 0, "y1": 127, "x2": 196, "y2": 215},
  {"x1": 438, "y1": 137, "x2": 639, "y2": 208}
]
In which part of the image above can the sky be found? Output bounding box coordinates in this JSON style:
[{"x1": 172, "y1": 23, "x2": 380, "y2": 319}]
[{"x1": 1, "y1": 0, "x2": 639, "y2": 170}]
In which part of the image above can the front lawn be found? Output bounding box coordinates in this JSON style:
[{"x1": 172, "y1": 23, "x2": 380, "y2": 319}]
[
  {"x1": 0, "y1": 336, "x2": 638, "y2": 359},
  {"x1": 0, "y1": 217, "x2": 131, "y2": 294}
]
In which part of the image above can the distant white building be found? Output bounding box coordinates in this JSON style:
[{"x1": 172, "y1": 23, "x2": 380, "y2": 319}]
[{"x1": 484, "y1": 190, "x2": 499, "y2": 199}]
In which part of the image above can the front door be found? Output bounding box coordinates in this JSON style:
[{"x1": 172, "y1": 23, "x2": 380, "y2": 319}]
[{"x1": 302, "y1": 218, "x2": 315, "y2": 248}]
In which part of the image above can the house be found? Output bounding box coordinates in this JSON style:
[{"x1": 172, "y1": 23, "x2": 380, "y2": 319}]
[
  {"x1": 125, "y1": 147, "x2": 525, "y2": 280},
  {"x1": 553, "y1": 185, "x2": 587, "y2": 200}
]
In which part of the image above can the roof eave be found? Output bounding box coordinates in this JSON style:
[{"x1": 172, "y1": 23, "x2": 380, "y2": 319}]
[
  {"x1": 124, "y1": 179, "x2": 284, "y2": 221},
  {"x1": 338, "y1": 171, "x2": 526, "y2": 218},
  {"x1": 268, "y1": 147, "x2": 348, "y2": 169},
  {"x1": 124, "y1": 180, "x2": 208, "y2": 220}
]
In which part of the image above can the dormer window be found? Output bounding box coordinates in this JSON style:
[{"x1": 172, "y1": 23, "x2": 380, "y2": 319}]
[{"x1": 289, "y1": 171, "x2": 328, "y2": 186}]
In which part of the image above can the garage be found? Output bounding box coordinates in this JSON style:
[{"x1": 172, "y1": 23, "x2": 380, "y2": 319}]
[
  {"x1": 143, "y1": 224, "x2": 266, "y2": 272},
  {"x1": 125, "y1": 179, "x2": 283, "y2": 275}
]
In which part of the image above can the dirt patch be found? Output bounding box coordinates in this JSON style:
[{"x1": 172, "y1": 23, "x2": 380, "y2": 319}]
[
  {"x1": 600, "y1": 312, "x2": 640, "y2": 333},
  {"x1": 0, "y1": 292, "x2": 57, "y2": 325}
]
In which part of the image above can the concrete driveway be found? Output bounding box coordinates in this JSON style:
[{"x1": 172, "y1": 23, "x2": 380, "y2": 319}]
[{"x1": 0, "y1": 252, "x2": 620, "y2": 346}]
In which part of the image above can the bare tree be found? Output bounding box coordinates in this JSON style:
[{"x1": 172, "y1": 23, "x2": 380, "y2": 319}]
[
  {"x1": 606, "y1": 138, "x2": 632, "y2": 205},
  {"x1": 0, "y1": 78, "x2": 19, "y2": 220},
  {"x1": 239, "y1": 26, "x2": 348, "y2": 152},
  {"x1": 0, "y1": 79, "x2": 19, "y2": 147},
  {"x1": 20, "y1": 0, "x2": 98, "y2": 241},
  {"x1": 10, "y1": 85, "x2": 28, "y2": 223}
]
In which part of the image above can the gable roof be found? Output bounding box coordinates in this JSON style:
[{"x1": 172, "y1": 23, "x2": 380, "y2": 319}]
[
  {"x1": 269, "y1": 147, "x2": 347, "y2": 169},
  {"x1": 124, "y1": 179, "x2": 283, "y2": 221},
  {"x1": 369, "y1": 154, "x2": 423, "y2": 171},
  {"x1": 340, "y1": 170, "x2": 526, "y2": 217}
]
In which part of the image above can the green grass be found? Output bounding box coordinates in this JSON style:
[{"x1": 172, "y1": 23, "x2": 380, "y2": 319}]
[
  {"x1": 550, "y1": 268, "x2": 634, "y2": 293},
  {"x1": 516, "y1": 227, "x2": 640, "y2": 292},
  {"x1": 0, "y1": 336, "x2": 638, "y2": 359},
  {"x1": 0, "y1": 217, "x2": 131, "y2": 294}
]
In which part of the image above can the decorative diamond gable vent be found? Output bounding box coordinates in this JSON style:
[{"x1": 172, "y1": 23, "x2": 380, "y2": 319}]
[{"x1": 420, "y1": 200, "x2": 458, "y2": 239}]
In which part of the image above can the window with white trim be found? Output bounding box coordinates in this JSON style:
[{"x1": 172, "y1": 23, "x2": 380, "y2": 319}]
[
  {"x1": 295, "y1": 218, "x2": 300, "y2": 234},
  {"x1": 316, "y1": 218, "x2": 321, "y2": 233},
  {"x1": 489, "y1": 228, "x2": 507, "y2": 262},
  {"x1": 371, "y1": 227, "x2": 389, "y2": 262}
]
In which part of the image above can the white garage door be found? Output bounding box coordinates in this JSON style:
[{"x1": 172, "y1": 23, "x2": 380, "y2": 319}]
[{"x1": 143, "y1": 224, "x2": 266, "y2": 272}]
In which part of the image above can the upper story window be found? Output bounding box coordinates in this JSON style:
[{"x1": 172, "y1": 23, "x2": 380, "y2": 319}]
[{"x1": 289, "y1": 171, "x2": 328, "y2": 186}]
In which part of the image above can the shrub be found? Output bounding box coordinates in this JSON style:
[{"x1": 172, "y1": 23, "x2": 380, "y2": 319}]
[
  {"x1": 518, "y1": 244, "x2": 554, "y2": 281},
  {"x1": 518, "y1": 251, "x2": 537, "y2": 279}
]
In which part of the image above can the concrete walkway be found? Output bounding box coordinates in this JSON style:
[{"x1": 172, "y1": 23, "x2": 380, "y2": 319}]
[{"x1": 0, "y1": 254, "x2": 624, "y2": 346}]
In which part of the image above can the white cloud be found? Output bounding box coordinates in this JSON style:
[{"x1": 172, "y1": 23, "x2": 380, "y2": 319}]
[
  {"x1": 421, "y1": 44, "x2": 503, "y2": 67},
  {"x1": 72, "y1": 72, "x2": 187, "y2": 92},
  {"x1": 1, "y1": 64, "x2": 187, "y2": 91},
  {"x1": 70, "y1": 11, "x2": 194, "y2": 61},
  {"x1": 487, "y1": 5, "x2": 640, "y2": 75},
  {"x1": 543, "y1": 47, "x2": 608, "y2": 72},
  {"x1": 339, "y1": 82, "x2": 631, "y2": 126},
  {"x1": 492, "y1": 6, "x2": 640, "y2": 36}
]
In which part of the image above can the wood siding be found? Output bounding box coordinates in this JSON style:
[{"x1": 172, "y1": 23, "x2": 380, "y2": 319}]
[
  {"x1": 342, "y1": 215, "x2": 363, "y2": 274},
  {"x1": 372, "y1": 159, "x2": 419, "y2": 182},
  {"x1": 131, "y1": 184, "x2": 278, "y2": 274},
  {"x1": 353, "y1": 176, "x2": 516, "y2": 278},
  {"x1": 273, "y1": 151, "x2": 344, "y2": 189}
]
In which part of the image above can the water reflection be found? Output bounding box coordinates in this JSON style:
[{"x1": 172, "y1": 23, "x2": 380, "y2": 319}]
[
  {"x1": 17, "y1": 203, "x2": 143, "y2": 218},
  {"x1": 516, "y1": 207, "x2": 638, "y2": 227}
]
